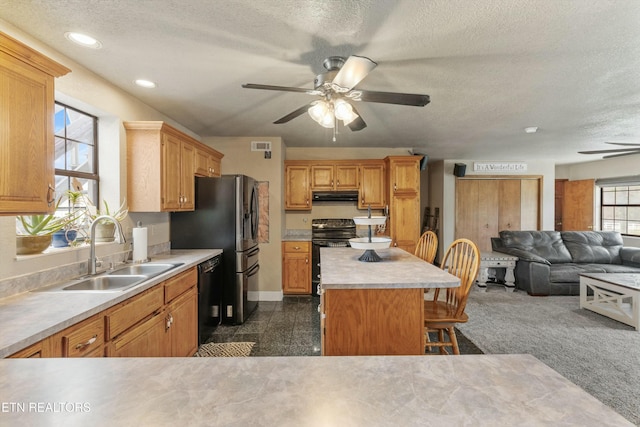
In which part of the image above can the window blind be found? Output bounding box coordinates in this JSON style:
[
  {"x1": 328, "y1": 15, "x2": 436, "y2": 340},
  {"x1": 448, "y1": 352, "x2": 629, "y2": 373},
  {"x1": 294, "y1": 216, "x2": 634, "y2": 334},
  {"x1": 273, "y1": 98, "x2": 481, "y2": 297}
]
[{"x1": 595, "y1": 175, "x2": 640, "y2": 187}]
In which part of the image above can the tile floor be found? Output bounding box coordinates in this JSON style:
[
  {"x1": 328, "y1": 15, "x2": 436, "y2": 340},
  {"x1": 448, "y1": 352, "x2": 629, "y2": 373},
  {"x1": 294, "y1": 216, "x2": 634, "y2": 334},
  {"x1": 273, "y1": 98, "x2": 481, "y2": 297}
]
[
  {"x1": 201, "y1": 296, "x2": 483, "y2": 356},
  {"x1": 202, "y1": 296, "x2": 322, "y2": 356}
]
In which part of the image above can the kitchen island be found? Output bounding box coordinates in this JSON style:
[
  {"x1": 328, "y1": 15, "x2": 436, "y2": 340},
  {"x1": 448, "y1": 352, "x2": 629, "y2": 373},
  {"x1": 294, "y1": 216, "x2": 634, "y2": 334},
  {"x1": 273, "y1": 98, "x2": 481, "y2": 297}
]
[
  {"x1": 320, "y1": 247, "x2": 460, "y2": 356},
  {"x1": 0, "y1": 354, "x2": 631, "y2": 426}
]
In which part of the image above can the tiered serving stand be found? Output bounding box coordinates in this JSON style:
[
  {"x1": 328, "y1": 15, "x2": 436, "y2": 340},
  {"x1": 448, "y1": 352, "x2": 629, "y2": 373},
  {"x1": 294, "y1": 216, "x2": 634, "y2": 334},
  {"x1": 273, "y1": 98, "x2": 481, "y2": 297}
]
[{"x1": 350, "y1": 213, "x2": 392, "y2": 262}]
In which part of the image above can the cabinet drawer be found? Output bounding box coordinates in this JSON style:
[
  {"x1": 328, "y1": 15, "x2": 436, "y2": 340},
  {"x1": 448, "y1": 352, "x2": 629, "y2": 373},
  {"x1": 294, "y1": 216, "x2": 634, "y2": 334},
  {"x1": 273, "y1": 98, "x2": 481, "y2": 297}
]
[
  {"x1": 164, "y1": 267, "x2": 197, "y2": 303},
  {"x1": 106, "y1": 286, "x2": 164, "y2": 340},
  {"x1": 62, "y1": 316, "x2": 105, "y2": 358},
  {"x1": 284, "y1": 241, "x2": 310, "y2": 253}
]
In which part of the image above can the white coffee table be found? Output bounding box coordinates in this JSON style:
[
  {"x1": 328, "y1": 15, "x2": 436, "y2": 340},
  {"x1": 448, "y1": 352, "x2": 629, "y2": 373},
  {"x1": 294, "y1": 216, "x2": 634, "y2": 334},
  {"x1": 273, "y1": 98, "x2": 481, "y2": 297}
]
[
  {"x1": 476, "y1": 252, "x2": 518, "y2": 292},
  {"x1": 580, "y1": 273, "x2": 640, "y2": 331}
]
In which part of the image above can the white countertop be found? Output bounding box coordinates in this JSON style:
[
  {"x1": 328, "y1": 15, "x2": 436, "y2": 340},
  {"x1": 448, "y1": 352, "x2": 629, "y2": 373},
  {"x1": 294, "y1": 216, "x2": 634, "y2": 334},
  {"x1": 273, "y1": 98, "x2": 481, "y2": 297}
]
[
  {"x1": 320, "y1": 247, "x2": 460, "y2": 289},
  {"x1": 0, "y1": 354, "x2": 631, "y2": 426},
  {"x1": 0, "y1": 249, "x2": 220, "y2": 358}
]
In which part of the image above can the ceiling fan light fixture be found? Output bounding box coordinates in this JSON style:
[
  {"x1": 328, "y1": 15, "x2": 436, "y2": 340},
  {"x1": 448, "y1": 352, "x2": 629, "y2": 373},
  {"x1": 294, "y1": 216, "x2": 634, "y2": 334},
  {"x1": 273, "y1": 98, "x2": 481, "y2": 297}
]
[{"x1": 333, "y1": 99, "x2": 353, "y2": 120}]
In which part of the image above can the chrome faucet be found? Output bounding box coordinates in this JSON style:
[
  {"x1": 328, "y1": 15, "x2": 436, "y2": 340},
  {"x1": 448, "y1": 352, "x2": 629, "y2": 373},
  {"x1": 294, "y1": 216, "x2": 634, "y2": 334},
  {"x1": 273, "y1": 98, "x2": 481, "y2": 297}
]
[{"x1": 88, "y1": 215, "x2": 126, "y2": 275}]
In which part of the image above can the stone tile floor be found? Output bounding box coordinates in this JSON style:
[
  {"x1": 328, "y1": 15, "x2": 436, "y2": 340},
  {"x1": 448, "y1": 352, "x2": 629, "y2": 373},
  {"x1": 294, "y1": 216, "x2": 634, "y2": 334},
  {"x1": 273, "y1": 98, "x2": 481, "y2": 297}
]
[
  {"x1": 202, "y1": 295, "x2": 483, "y2": 356},
  {"x1": 202, "y1": 296, "x2": 322, "y2": 356}
]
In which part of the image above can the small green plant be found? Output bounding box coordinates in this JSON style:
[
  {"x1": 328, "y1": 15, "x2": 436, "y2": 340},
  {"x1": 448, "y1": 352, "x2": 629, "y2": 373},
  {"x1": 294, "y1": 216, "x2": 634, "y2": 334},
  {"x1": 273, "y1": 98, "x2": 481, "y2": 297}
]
[{"x1": 16, "y1": 198, "x2": 83, "y2": 236}]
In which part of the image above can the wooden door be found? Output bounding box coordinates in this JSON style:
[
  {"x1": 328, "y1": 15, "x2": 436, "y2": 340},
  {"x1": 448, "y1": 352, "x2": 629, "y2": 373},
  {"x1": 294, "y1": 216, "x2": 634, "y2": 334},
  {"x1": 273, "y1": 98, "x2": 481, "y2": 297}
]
[
  {"x1": 521, "y1": 179, "x2": 540, "y2": 230},
  {"x1": 498, "y1": 180, "x2": 521, "y2": 231},
  {"x1": 168, "y1": 288, "x2": 198, "y2": 357},
  {"x1": 359, "y1": 163, "x2": 385, "y2": 208},
  {"x1": 162, "y1": 133, "x2": 183, "y2": 211},
  {"x1": 391, "y1": 194, "x2": 420, "y2": 253},
  {"x1": 282, "y1": 251, "x2": 311, "y2": 294},
  {"x1": 389, "y1": 158, "x2": 420, "y2": 194},
  {"x1": 110, "y1": 313, "x2": 168, "y2": 357},
  {"x1": 335, "y1": 165, "x2": 359, "y2": 190},
  {"x1": 311, "y1": 165, "x2": 334, "y2": 190},
  {"x1": 555, "y1": 179, "x2": 567, "y2": 231},
  {"x1": 562, "y1": 179, "x2": 595, "y2": 231},
  {"x1": 180, "y1": 141, "x2": 195, "y2": 211},
  {"x1": 285, "y1": 165, "x2": 311, "y2": 210},
  {"x1": 0, "y1": 34, "x2": 69, "y2": 214},
  {"x1": 456, "y1": 179, "x2": 499, "y2": 251}
]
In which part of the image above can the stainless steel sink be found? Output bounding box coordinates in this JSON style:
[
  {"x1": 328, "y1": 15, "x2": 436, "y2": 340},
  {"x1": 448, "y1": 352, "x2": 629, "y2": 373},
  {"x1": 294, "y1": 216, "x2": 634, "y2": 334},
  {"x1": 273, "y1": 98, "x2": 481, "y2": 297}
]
[
  {"x1": 108, "y1": 263, "x2": 183, "y2": 277},
  {"x1": 61, "y1": 275, "x2": 147, "y2": 292}
]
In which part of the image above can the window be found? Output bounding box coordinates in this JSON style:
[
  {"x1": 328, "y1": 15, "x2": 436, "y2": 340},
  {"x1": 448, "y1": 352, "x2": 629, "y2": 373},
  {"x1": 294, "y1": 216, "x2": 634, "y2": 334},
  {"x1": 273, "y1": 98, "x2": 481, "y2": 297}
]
[
  {"x1": 601, "y1": 185, "x2": 640, "y2": 236},
  {"x1": 54, "y1": 102, "x2": 99, "y2": 213}
]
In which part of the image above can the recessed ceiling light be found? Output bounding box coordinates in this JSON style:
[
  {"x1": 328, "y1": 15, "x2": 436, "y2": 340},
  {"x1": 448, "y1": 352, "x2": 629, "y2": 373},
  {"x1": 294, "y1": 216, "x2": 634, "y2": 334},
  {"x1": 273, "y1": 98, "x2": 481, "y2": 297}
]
[
  {"x1": 524, "y1": 126, "x2": 538, "y2": 134},
  {"x1": 135, "y1": 79, "x2": 157, "y2": 88},
  {"x1": 64, "y1": 32, "x2": 102, "y2": 49}
]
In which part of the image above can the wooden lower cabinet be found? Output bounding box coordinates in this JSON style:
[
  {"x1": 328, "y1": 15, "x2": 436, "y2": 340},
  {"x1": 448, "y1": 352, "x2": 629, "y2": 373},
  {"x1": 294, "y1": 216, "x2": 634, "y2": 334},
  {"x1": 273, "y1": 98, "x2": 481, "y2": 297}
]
[
  {"x1": 322, "y1": 288, "x2": 424, "y2": 356},
  {"x1": 166, "y1": 287, "x2": 198, "y2": 357},
  {"x1": 109, "y1": 312, "x2": 168, "y2": 357},
  {"x1": 9, "y1": 267, "x2": 199, "y2": 359},
  {"x1": 282, "y1": 241, "x2": 311, "y2": 294}
]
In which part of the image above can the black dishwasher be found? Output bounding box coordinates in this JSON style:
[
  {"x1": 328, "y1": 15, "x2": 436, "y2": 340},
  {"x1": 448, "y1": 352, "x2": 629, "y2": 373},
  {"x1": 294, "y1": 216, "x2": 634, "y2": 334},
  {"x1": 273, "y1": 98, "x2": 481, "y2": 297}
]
[{"x1": 197, "y1": 254, "x2": 222, "y2": 344}]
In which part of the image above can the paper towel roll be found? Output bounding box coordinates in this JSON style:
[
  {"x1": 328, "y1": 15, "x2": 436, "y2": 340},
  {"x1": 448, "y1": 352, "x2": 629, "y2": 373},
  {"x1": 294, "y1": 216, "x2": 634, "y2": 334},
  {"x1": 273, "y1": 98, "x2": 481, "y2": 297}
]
[{"x1": 132, "y1": 227, "x2": 148, "y2": 262}]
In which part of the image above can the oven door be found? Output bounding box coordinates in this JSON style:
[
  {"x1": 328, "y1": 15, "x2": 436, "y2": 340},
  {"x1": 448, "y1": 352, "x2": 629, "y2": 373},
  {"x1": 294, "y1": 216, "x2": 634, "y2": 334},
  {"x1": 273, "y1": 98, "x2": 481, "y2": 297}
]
[{"x1": 311, "y1": 240, "x2": 349, "y2": 296}]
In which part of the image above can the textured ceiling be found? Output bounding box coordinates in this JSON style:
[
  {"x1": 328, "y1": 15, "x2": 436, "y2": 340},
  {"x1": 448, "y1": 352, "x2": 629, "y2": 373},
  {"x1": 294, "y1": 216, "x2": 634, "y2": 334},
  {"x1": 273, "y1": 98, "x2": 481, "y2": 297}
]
[{"x1": 1, "y1": 0, "x2": 639, "y2": 164}]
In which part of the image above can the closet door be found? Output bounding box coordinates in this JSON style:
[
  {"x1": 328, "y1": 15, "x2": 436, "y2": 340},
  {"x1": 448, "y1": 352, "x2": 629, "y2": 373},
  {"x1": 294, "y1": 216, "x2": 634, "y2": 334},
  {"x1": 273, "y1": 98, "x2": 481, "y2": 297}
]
[{"x1": 498, "y1": 180, "x2": 521, "y2": 232}]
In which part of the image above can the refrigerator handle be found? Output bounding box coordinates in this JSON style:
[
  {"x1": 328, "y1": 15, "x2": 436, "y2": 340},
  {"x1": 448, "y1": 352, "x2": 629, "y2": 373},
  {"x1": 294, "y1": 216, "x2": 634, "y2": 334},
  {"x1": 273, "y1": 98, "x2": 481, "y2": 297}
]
[
  {"x1": 247, "y1": 263, "x2": 260, "y2": 277},
  {"x1": 247, "y1": 246, "x2": 260, "y2": 257}
]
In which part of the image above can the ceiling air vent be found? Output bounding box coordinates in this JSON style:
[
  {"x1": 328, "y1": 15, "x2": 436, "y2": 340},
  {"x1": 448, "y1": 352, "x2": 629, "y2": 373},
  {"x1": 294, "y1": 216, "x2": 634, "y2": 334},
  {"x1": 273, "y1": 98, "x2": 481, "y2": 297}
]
[{"x1": 251, "y1": 141, "x2": 271, "y2": 151}]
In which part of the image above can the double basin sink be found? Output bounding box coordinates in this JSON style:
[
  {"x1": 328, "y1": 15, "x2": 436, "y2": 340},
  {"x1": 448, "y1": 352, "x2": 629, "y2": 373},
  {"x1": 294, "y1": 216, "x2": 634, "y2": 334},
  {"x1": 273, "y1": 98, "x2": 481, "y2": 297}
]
[{"x1": 37, "y1": 263, "x2": 184, "y2": 292}]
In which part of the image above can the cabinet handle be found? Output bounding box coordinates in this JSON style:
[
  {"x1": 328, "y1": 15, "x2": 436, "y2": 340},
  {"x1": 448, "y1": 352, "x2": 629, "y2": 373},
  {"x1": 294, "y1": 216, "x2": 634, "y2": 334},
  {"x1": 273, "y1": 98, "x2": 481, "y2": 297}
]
[
  {"x1": 393, "y1": 183, "x2": 397, "y2": 192},
  {"x1": 305, "y1": 257, "x2": 309, "y2": 264},
  {"x1": 294, "y1": 246, "x2": 300, "y2": 250},
  {"x1": 306, "y1": 199, "x2": 309, "y2": 205},
  {"x1": 75, "y1": 335, "x2": 97, "y2": 351},
  {"x1": 336, "y1": 180, "x2": 339, "y2": 187},
  {"x1": 47, "y1": 184, "x2": 55, "y2": 207}
]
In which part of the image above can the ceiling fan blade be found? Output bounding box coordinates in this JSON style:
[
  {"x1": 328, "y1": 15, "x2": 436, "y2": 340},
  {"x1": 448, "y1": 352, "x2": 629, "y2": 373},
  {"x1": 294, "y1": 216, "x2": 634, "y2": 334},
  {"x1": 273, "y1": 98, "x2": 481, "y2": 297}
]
[
  {"x1": 242, "y1": 83, "x2": 317, "y2": 94},
  {"x1": 332, "y1": 55, "x2": 377, "y2": 90},
  {"x1": 347, "y1": 105, "x2": 367, "y2": 131},
  {"x1": 273, "y1": 103, "x2": 313, "y2": 124},
  {"x1": 356, "y1": 89, "x2": 430, "y2": 106},
  {"x1": 578, "y1": 148, "x2": 640, "y2": 154},
  {"x1": 604, "y1": 142, "x2": 640, "y2": 147},
  {"x1": 602, "y1": 150, "x2": 640, "y2": 159}
]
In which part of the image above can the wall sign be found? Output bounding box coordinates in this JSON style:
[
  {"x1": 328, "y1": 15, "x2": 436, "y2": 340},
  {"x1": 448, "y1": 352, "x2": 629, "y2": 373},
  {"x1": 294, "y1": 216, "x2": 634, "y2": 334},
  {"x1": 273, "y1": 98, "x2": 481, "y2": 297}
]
[{"x1": 473, "y1": 162, "x2": 527, "y2": 172}]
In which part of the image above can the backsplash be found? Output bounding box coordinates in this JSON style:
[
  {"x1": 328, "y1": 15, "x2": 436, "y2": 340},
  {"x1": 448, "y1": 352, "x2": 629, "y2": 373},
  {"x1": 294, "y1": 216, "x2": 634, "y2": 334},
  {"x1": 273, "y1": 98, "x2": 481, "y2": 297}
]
[{"x1": 0, "y1": 242, "x2": 169, "y2": 299}]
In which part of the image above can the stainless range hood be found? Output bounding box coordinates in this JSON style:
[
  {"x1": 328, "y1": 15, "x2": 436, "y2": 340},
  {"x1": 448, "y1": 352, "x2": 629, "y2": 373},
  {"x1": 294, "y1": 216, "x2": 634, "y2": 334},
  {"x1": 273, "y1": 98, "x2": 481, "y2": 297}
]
[{"x1": 312, "y1": 191, "x2": 359, "y2": 202}]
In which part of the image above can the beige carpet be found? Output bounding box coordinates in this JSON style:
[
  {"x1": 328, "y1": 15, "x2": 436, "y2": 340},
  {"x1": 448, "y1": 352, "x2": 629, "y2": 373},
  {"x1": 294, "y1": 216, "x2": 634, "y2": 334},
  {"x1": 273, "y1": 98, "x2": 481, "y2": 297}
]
[{"x1": 193, "y1": 342, "x2": 255, "y2": 357}]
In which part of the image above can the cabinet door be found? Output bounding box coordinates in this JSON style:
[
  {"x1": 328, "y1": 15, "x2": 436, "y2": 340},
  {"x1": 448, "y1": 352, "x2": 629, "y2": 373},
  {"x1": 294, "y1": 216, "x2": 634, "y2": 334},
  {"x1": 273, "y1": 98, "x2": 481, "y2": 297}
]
[
  {"x1": 390, "y1": 158, "x2": 420, "y2": 194},
  {"x1": 282, "y1": 244, "x2": 311, "y2": 294},
  {"x1": 498, "y1": 179, "x2": 521, "y2": 231},
  {"x1": 285, "y1": 165, "x2": 311, "y2": 210},
  {"x1": 167, "y1": 287, "x2": 198, "y2": 356},
  {"x1": 110, "y1": 312, "x2": 168, "y2": 357},
  {"x1": 180, "y1": 141, "x2": 195, "y2": 211},
  {"x1": 162, "y1": 133, "x2": 183, "y2": 211},
  {"x1": 208, "y1": 154, "x2": 221, "y2": 177},
  {"x1": 359, "y1": 163, "x2": 385, "y2": 208},
  {"x1": 311, "y1": 165, "x2": 335, "y2": 190},
  {"x1": 0, "y1": 55, "x2": 56, "y2": 213},
  {"x1": 390, "y1": 194, "x2": 420, "y2": 253},
  {"x1": 194, "y1": 147, "x2": 210, "y2": 177},
  {"x1": 335, "y1": 165, "x2": 359, "y2": 190}
]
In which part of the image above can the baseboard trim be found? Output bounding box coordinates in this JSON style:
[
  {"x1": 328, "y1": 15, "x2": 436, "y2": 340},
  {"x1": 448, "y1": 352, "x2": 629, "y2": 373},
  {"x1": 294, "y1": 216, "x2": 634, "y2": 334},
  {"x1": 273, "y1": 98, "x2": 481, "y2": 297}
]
[{"x1": 249, "y1": 290, "x2": 283, "y2": 301}]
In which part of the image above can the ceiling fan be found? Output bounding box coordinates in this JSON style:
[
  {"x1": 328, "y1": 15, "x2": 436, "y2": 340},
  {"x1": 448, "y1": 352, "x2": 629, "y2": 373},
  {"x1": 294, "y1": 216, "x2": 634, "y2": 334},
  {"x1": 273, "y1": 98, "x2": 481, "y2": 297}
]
[
  {"x1": 242, "y1": 55, "x2": 430, "y2": 138},
  {"x1": 579, "y1": 142, "x2": 640, "y2": 158}
]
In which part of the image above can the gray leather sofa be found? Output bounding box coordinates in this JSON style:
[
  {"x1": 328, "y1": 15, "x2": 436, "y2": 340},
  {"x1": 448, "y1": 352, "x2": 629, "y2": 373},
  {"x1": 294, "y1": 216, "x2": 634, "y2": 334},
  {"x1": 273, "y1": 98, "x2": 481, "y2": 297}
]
[{"x1": 491, "y1": 230, "x2": 640, "y2": 295}]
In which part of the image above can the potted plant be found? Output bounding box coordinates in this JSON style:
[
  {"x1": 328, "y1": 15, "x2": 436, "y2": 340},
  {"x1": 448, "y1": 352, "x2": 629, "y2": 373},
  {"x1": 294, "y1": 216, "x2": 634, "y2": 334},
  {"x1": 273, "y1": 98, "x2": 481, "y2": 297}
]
[
  {"x1": 86, "y1": 198, "x2": 129, "y2": 242},
  {"x1": 51, "y1": 189, "x2": 87, "y2": 247},
  {"x1": 16, "y1": 198, "x2": 83, "y2": 254}
]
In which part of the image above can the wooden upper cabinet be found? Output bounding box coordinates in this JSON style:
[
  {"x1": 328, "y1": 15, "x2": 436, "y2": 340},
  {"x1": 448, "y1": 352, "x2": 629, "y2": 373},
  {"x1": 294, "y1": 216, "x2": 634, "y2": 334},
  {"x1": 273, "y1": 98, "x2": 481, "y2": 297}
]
[
  {"x1": 0, "y1": 32, "x2": 71, "y2": 215},
  {"x1": 124, "y1": 121, "x2": 223, "y2": 212},
  {"x1": 195, "y1": 145, "x2": 223, "y2": 178},
  {"x1": 387, "y1": 156, "x2": 420, "y2": 194},
  {"x1": 285, "y1": 164, "x2": 311, "y2": 210},
  {"x1": 311, "y1": 163, "x2": 359, "y2": 190},
  {"x1": 358, "y1": 161, "x2": 385, "y2": 209}
]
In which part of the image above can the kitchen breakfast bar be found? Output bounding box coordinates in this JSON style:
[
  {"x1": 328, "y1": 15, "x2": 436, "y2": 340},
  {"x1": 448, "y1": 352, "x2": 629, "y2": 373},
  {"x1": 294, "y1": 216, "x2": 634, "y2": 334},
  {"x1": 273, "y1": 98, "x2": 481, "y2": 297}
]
[{"x1": 319, "y1": 247, "x2": 460, "y2": 356}]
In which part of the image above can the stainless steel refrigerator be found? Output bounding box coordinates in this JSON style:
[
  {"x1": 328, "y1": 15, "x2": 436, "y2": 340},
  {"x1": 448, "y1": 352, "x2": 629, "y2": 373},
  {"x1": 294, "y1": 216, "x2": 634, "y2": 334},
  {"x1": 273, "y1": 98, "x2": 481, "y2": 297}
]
[{"x1": 171, "y1": 175, "x2": 259, "y2": 325}]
